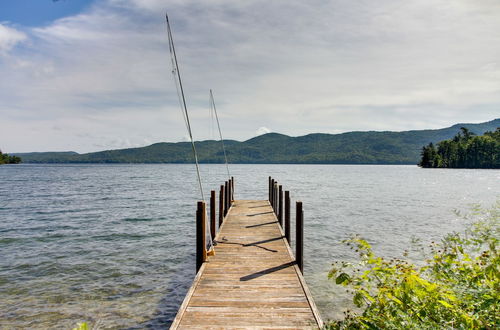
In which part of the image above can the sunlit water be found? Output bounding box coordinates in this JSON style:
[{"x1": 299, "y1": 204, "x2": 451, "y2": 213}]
[{"x1": 1, "y1": 164, "x2": 498, "y2": 328}]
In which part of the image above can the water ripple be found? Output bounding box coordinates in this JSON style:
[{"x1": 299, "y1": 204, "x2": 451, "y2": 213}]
[{"x1": 0, "y1": 164, "x2": 498, "y2": 327}]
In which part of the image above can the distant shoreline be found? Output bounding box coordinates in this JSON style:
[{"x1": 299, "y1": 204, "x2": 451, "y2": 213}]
[
  {"x1": 11, "y1": 162, "x2": 418, "y2": 166},
  {"x1": 12, "y1": 118, "x2": 499, "y2": 165}
]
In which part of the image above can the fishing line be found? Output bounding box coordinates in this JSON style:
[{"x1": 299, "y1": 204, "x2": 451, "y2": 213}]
[
  {"x1": 210, "y1": 89, "x2": 231, "y2": 180},
  {"x1": 166, "y1": 13, "x2": 205, "y2": 202}
]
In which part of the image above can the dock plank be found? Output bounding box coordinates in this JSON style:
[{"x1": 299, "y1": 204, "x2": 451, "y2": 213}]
[{"x1": 171, "y1": 200, "x2": 323, "y2": 329}]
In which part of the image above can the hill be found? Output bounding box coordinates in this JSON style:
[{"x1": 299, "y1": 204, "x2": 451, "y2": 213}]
[{"x1": 14, "y1": 119, "x2": 500, "y2": 164}]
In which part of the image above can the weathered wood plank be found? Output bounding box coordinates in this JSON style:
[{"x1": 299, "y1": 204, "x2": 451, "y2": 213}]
[{"x1": 171, "y1": 200, "x2": 323, "y2": 329}]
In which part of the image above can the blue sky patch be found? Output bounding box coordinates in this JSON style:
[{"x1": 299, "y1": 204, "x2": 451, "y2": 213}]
[{"x1": 0, "y1": 0, "x2": 94, "y2": 27}]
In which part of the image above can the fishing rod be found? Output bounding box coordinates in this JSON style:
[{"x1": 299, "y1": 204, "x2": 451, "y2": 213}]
[
  {"x1": 165, "y1": 13, "x2": 205, "y2": 202},
  {"x1": 166, "y1": 13, "x2": 216, "y2": 256},
  {"x1": 209, "y1": 89, "x2": 231, "y2": 180}
]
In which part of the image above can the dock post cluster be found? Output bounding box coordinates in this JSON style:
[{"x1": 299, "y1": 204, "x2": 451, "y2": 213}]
[
  {"x1": 268, "y1": 176, "x2": 305, "y2": 273},
  {"x1": 196, "y1": 176, "x2": 234, "y2": 272}
]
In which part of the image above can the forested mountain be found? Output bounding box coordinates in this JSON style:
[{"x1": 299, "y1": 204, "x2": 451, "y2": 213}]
[
  {"x1": 419, "y1": 128, "x2": 500, "y2": 168},
  {"x1": 14, "y1": 119, "x2": 499, "y2": 164}
]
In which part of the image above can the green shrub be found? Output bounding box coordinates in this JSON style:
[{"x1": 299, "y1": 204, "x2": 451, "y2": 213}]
[
  {"x1": 328, "y1": 203, "x2": 499, "y2": 329},
  {"x1": 72, "y1": 322, "x2": 89, "y2": 330}
]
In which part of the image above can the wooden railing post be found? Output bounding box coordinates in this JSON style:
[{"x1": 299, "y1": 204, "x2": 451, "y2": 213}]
[
  {"x1": 231, "y1": 176, "x2": 234, "y2": 201},
  {"x1": 275, "y1": 180, "x2": 278, "y2": 209},
  {"x1": 228, "y1": 178, "x2": 232, "y2": 207},
  {"x1": 285, "y1": 191, "x2": 290, "y2": 243},
  {"x1": 196, "y1": 201, "x2": 207, "y2": 273},
  {"x1": 219, "y1": 185, "x2": 224, "y2": 226},
  {"x1": 274, "y1": 182, "x2": 280, "y2": 215},
  {"x1": 278, "y1": 185, "x2": 283, "y2": 227},
  {"x1": 296, "y1": 201, "x2": 303, "y2": 273},
  {"x1": 210, "y1": 190, "x2": 216, "y2": 240},
  {"x1": 224, "y1": 181, "x2": 229, "y2": 216},
  {"x1": 274, "y1": 183, "x2": 278, "y2": 214},
  {"x1": 268, "y1": 176, "x2": 272, "y2": 202},
  {"x1": 271, "y1": 178, "x2": 275, "y2": 208}
]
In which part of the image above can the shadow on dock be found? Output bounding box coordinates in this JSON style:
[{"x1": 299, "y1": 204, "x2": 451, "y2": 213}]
[
  {"x1": 240, "y1": 261, "x2": 296, "y2": 281},
  {"x1": 245, "y1": 219, "x2": 276, "y2": 227},
  {"x1": 216, "y1": 235, "x2": 283, "y2": 253}
]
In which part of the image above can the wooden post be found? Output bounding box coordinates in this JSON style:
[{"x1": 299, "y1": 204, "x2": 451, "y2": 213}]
[
  {"x1": 278, "y1": 185, "x2": 283, "y2": 227},
  {"x1": 228, "y1": 178, "x2": 232, "y2": 207},
  {"x1": 271, "y1": 179, "x2": 276, "y2": 211},
  {"x1": 272, "y1": 182, "x2": 275, "y2": 212},
  {"x1": 196, "y1": 201, "x2": 207, "y2": 273},
  {"x1": 296, "y1": 201, "x2": 303, "y2": 273},
  {"x1": 274, "y1": 183, "x2": 278, "y2": 214},
  {"x1": 285, "y1": 191, "x2": 291, "y2": 243},
  {"x1": 268, "y1": 176, "x2": 272, "y2": 202},
  {"x1": 231, "y1": 176, "x2": 234, "y2": 201},
  {"x1": 271, "y1": 179, "x2": 275, "y2": 208},
  {"x1": 210, "y1": 190, "x2": 216, "y2": 240},
  {"x1": 219, "y1": 185, "x2": 224, "y2": 226},
  {"x1": 224, "y1": 181, "x2": 229, "y2": 216}
]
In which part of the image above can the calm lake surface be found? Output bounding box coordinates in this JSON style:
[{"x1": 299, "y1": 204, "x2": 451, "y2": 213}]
[{"x1": 1, "y1": 164, "x2": 498, "y2": 328}]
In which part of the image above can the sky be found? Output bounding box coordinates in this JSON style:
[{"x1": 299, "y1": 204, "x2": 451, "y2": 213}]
[{"x1": 1, "y1": 0, "x2": 499, "y2": 153}]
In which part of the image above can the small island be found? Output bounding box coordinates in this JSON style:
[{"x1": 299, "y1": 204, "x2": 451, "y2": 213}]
[
  {"x1": 0, "y1": 150, "x2": 21, "y2": 164},
  {"x1": 419, "y1": 127, "x2": 500, "y2": 169}
]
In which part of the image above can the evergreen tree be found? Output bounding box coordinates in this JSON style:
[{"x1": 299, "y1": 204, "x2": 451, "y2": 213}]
[
  {"x1": 419, "y1": 143, "x2": 434, "y2": 167},
  {"x1": 0, "y1": 149, "x2": 21, "y2": 164},
  {"x1": 419, "y1": 128, "x2": 500, "y2": 169}
]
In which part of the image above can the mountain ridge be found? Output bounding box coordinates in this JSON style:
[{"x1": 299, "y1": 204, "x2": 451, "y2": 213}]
[{"x1": 14, "y1": 118, "x2": 500, "y2": 164}]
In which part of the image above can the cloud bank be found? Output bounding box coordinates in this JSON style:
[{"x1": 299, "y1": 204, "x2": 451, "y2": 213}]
[
  {"x1": 0, "y1": 23, "x2": 27, "y2": 55},
  {"x1": 1, "y1": 0, "x2": 499, "y2": 152}
]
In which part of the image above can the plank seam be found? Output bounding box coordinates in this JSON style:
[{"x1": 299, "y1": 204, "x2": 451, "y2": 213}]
[
  {"x1": 269, "y1": 200, "x2": 325, "y2": 329},
  {"x1": 170, "y1": 203, "x2": 233, "y2": 329}
]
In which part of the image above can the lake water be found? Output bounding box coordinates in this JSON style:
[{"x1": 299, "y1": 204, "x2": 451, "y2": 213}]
[{"x1": 1, "y1": 164, "x2": 498, "y2": 328}]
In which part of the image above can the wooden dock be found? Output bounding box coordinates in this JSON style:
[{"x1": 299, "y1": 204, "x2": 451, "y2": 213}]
[{"x1": 171, "y1": 199, "x2": 323, "y2": 329}]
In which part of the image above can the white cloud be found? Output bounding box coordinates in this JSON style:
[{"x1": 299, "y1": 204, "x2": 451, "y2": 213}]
[
  {"x1": 1, "y1": 0, "x2": 500, "y2": 153},
  {"x1": 256, "y1": 127, "x2": 271, "y2": 136},
  {"x1": 0, "y1": 23, "x2": 27, "y2": 55}
]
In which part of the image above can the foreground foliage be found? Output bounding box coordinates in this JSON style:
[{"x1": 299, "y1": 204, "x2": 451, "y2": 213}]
[
  {"x1": 328, "y1": 203, "x2": 499, "y2": 329},
  {"x1": 419, "y1": 127, "x2": 500, "y2": 168},
  {"x1": 72, "y1": 322, "x2": 89, "y2": 330}
]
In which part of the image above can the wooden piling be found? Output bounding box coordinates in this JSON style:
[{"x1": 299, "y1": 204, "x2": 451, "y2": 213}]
[
  {"x1": 270, "y1": 178, "x2": 275, "y2": 208},
  {"x1": 210, "y1": 190, "x2": 216, "y2": 240},
  {"x1": 278, "y1": 185, "x2": 283, "y2": 227},
  {"x1": 231, "y1": 176, "x2": 234, "y2": 201},
  {"x1": 296, "y1": 201, "x2": 304, "y2": 273},
  {"x1": 228, "y1": 178, "x2": 232, "y2": 207},
  {"x1": 196, "y1": 201, "x2": 206, "y2": 273},
  {"x1": 224, "y1": 181, "x2": 229, "y2": 216},
  {"x1": 219, "y1": 185, "x2": 224, "y2": 226},
  {"x1": 268, "y1": 176, "x2": 272, "y2": 202},
  {"x1": 285, "y1": 190, "x2": 291, "y2": 243},
  {"x1": 274, "y1": 182, "x2": 278, "y2": 214}
]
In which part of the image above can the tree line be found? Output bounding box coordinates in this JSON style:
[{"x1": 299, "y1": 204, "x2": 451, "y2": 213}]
[
  {"x1": 419, "y1": 127, "x2": 500, "y2": 168},
  {"x1": 0, "y1": 150, "x2": 21, "y2": 164}
]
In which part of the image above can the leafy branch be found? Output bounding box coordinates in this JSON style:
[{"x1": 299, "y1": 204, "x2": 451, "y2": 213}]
[{"x1": 328, "y1": 202, "x2": 499, "y2": 329}]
